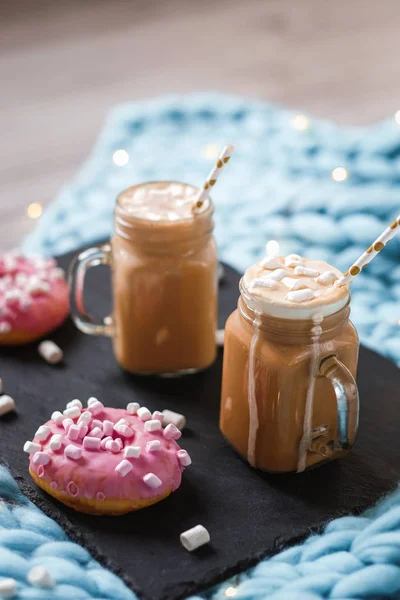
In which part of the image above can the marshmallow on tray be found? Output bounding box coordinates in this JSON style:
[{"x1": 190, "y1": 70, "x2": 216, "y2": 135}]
[
  {"x1": 38, "y1": 340, "x2": 63, "y2": 365},
  {"x1": 0, "y1": 395, "x2": 15, "y2": 417},
  {"x1": 180, "y1": 524, "x2": 210, "y2": 552},
  {"x1": 162, "y1": 409, "x2": 186, "y2": 431}
]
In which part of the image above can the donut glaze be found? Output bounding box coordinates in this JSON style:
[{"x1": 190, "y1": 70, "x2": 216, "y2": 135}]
[
  {"x1": 28, "y1": 405, "x2": 187, "y2": 515},
  {"x1": 0, "y1": 252, "x2": 69, "y2": 345}
]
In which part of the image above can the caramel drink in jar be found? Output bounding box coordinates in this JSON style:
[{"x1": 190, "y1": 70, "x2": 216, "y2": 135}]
[
  {"x1": 220, "y1": 253, "x2": 359, "y2": 473},
  {"x1": 70, "y1": 181, "x2": 218, "y2": 375}
]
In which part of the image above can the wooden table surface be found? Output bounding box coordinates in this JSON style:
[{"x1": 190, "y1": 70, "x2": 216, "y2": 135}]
[{"x1": 2, "y1": 0, "x2": 400, "y2": 251}]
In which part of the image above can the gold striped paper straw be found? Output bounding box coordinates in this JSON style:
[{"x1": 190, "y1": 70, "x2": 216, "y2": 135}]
[
  {"x1": 336, "y1": 213, "x2": 400, "y2": 286},
  {"x1": 193, "y1": 145, "x2": 235, "y2": 212}
]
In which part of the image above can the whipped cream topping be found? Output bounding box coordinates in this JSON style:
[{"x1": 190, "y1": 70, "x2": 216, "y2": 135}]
[
  {"x1": 118, "y1": 182, "x2": 203, "y2": 221},
  {"x1": 243, "y1": 255, "x2": 349, "y2": 319}
]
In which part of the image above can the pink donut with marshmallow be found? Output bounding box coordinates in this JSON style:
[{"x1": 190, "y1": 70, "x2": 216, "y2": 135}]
[
  {"x1": 0, "y1": 252, "x2": 69, "y2": 344},
  {"x1": 26, "y1": 403, "x2": 191, "y2": 515}
]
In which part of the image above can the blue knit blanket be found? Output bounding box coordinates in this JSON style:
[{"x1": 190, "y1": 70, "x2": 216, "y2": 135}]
[{"x1": 1, "y1": 92, "x2": 397, "y2": 599}]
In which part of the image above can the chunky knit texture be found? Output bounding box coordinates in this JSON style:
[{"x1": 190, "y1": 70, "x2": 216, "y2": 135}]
[
  {"x1": 4, "y1": 93, "x2": 398, "y2": 598},
  {"x1": 22, "y1": 92, "x2": 400, "y2": 365}
]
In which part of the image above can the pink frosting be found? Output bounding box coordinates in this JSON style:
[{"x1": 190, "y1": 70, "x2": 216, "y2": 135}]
[
  {"x1": 0, "y1": 252, "x2": 69, "y2": 337},
  {"x1": 29, "y1": 406, "x2": 186, "y2": 503}
]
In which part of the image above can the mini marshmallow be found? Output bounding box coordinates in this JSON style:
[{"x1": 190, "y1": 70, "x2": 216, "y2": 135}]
[
  {"x1": 24, "y1": 441, "x2": 41, "y2": 454},
  {"x1": 63, "y1": 406, "x2": 81, "y2": 419},
  {"x1": 152, "y1": 411, "x2": 164, "y2": 423},
  {"x1": 0, "y1": 577, "x2": 17, "y2": 598},
  {"x1": 316, "y1": 270, "x2": 338, "y2": 285},
  {"x1": 103, "y1": 420, "x2": 114, "y2": 436},
  {"x1": 115, "y1": 437, "x2": 123, "y2": 449},
  {"x1": 77, "y1": 423, "x2": 88, "y2": 439},
  {"x1": 294, "y1": 266, "x2": 320, "y2": 277},
  {"x1": 50, "y1": 267, "x2": 65, "y2": 280},
  {"x1": 0, "y1": 395, "x2": 15, "y2": 417},
  {"x1": 116, "y1": 424, "x2": 134, "y2": 438},
  {"x1": 89, "y1": 427, "x2": 103, "y2": 439},
  {"x1": 281, "y1": 277, "x2": 307, "y2": 291},
  {"x1": 162, "y1": 409, "x2": 186, "y2": 430},
  {"x1": 27, "y1": 565, "x2": 54, "y2": 589},
  {"x1": 143, "y1": 473, "x2": 162, "y2": 489},
  {"x1": 127, "y1": 402, "x2": 140, "y2": 415},
  {"x1": 91, "y1": 419, "x2": 103, "y2": 430},
  {"x1": 49, "y1": 434, "x2": 62, "y2": 451},
  {"x1": 124, "y1": 445, "x2": 141, "y2": 458},
  {"x1": 100, "y1": 436, "x2": 113, "y2": 449},
  {"x1": 180, "y1": 525, "x2": 210, "y2": 552},
  {"x1": 62, "y1": 418, "x2": 73, "y2": 432},
  {"x1": 35, "y1": 425, "x2": 51, "y2": 442},
  {"x1": 114, "y1": 418, "x2": 128, "y2": 429},
  {"x1": 249, "y1": 277, "x2": 278, "y2": 290},
  {"x1": 87, "y1": 400, "x2": 104, "y2": 415},
  {"x1": 78, "y1": 411, "x2": 92, "y2": 424},
  {"x1": 259, "y1": 256, "x2": 281, "y2": 269},
  {"x1": 87, "y1": 397, "x2": 98, "y2": 406},
  {"x1": 66, "y1": 399, "x2": 83, "y2": 410},
  {"x1": 51, "y1": 410, "x2": 64, "y2": 426},
  {"x1": 137, "y1": 407, "x2": 151, "y2": 421},
  {"x1": 64, "y1": 445, "x2": 82, "y2": 460},
  {"x1": 215, "y1": 329, "x2": 224, "y2": 347},
  {"x1": 105, "y1": 440, "x2": 120, "y2": 453},
  {"x1": 285, "y1": 254, "x2": 302, "y2": 267},
  {"x1": 115, "y1": 459, "x2": 133, "y2": 478},
  {"x1": 266, "y1": 268, "x2": 287, "y2": 281},
  {"x1": 146, "y1": 440, "x2": 161, "y2": 452},
  {"x1": 67, "y1": 425, "x2": 80, "y2": 441},
  {"x1": 286, "y1": 289, "x2": 315, "y2": 302},
  {"x1": 38, "y1": 340, "x2": 63, "y2": 365},
  {"x1": 177, "y1": 449, "x2": 192, "y2": 467},
  {"x1": 32, "y1": 452, "x2": 51, "y2": 466},
  {"x1": 144, "y1": 419, "x2": 162, "y2": 432},
  {"x1": 163, "y1": 423, "x2": 182, "y2": 440},
  {"x1": 83, "y1": 436, "x2": 101, "y2": 451}
]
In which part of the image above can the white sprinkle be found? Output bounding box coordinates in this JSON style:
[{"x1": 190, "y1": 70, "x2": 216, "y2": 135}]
[
  {"x1": 49, "y1": 434, "x2": 62, "y2": 451},
  {"x1": 177, "y1": 449, "x2": 192, "y2": 467},
  {"x1": 294, "y1": 266, "x2": 320, "y2": 277},
  {"x1": 152, "y1": 411, "x2": 164, "y2": 423},
  {"x1": 248, "y1": 277, "x2": 278, "y2": 290},
  {"x1": 146, "y1": 440, "x2": 161, "y2": 452},
  {"x1": 51, "y1": 411, "x2": 64, "y2": 426},
  {"x1": 66, "y1": 399, "x2": 83, "y2": 410},
  {"x1": 78, "y1": 411, "x2": 92, "y2": 424},
  {"x1": 89, "y1": 427, "x2": 103, "y2": 439},
  {"x1": 115, "y1": 459, "x2": 133, "y2": 478},
  {"x1": 316, "y1": 270, "x2": 338, "y2": 285},
  {"x1": 67, "y1": 425, "x2": 80, "y2": 441},
  {"x1": 144, "y1": 419, "x2": 162, "y2": 432},
  {"x1": 259, "y1": 256, "x2": 281, "y2": 269},
  {"x1": 124, "y1": 445, "x2": 141, "y2": 458},
  {"x1": 87, "y1": 400, "x2": 103, "y2": 415},
  {"x1": 49, "y1": 267, "x2": 65, "y2": 280},
  {"x1": 24, "y1": 441, "x2": 41, "y2": 454},
  {"x1": 163, "y1": 423, "x2": 182, "y2": 440},
  {"x1": 102, "y1": 420, "x2": 114, "y2": 436},
  {"x1": 215, "y1": 329, "x2": 224, "y2": 347},
  {"x1": 286, "y1": 289, "x2": 315, "y2": 303},
  {"x1": 64, "y1": 445, "x2": 82, "y2": 460},
  {"x1": 63, "y1": 406, "x2": 81, "y2": 419},
  {"x1": 284, "y1": 254, "x2": 302, "y2": 267},
  {"x1": 62, "y1": 418, "x2": 73, "y2": 432},
  {"x1": 38, "y1": 340, "x2": 63, "y2": 365},
  {"x1": 281, "y1": 277, "x2": 308, "y2": 291},
  {"x1": 180, "y1": 525, "x2": 210, "y2": 552},
  {"x1": 162, "y1": 409, "x2": 186, "y2": 431},
  {"x1": 0, "y1": 577, "x2": 17, "y2": 597},
  {"x1": 137, "y1": 407, "x2": 152, "y2": 421},
  {"x1": 35, "y1": 425, "x2": 51, "y2": 442},
  {"x1": 0, "y1": 395, "x2": 15, "y2": 417},
  {"x1": 32, "y1": 452, "x2": 51, "y2": 466},
  {"x1": 27, "y1": 281, "x2": 50, "y2": 296},
  {"x1": 143, "y1": 473, "x2": 162, "y2": 489},
  {"x1": 105, "y1": 440, "x2": 120, "y2": 453},
  {"x1": 27, "y1": 566, "x2": 54, "y2": 589},
  {"x1": 83, "y1": 436, "x2": 101, "y2": 451},
  {"x1": 87, "y1": 397, "x2": 98, "y2": 406},
  {"x1": 127, "y1": 402, "x2": 140, "y2": 415}
]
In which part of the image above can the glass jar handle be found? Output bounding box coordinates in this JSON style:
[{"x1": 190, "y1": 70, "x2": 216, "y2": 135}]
[
  {"x1": 68, "y1": 244, "x2": 113, "y2": 337},
  {"x1": 317, "y1": 355, "x2": 359, "y2": 451}
]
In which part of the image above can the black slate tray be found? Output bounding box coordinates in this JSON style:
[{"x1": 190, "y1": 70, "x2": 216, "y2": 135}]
[{"x1": 1, "y1": 245, "x2": 400, "y2": 600}]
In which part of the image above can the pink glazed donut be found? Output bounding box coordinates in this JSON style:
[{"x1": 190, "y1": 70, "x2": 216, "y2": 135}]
[
  {"x1": 0, "y1": 252, "x2": 69, "y2": 345},
  {"x1": 26, "y1": 401, "x2": 190, "y2": 515}
]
